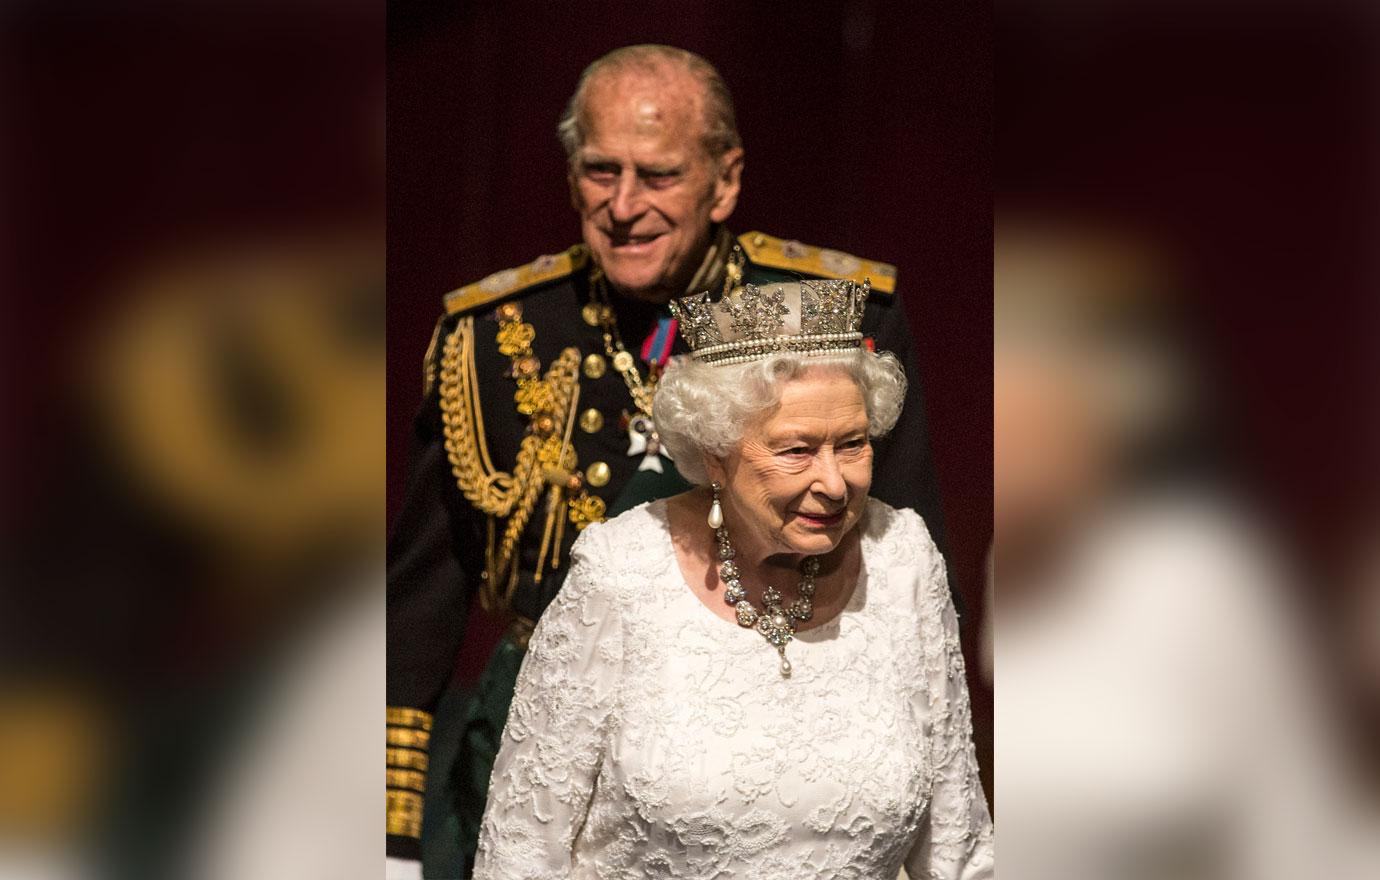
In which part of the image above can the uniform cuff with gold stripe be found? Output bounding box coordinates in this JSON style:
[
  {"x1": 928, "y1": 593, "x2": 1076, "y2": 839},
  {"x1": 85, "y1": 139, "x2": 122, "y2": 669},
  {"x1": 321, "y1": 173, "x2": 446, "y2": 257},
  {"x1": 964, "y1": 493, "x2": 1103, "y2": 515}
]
[{"x1": 386, "y1": 706, "x2": 433, "y2": 839}]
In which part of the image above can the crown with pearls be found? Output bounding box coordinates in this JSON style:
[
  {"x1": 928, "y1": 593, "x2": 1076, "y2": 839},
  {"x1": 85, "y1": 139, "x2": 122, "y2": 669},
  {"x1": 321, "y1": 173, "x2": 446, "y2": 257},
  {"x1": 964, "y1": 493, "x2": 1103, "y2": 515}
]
[{"x1": 668, "y1": 279, "x2": 869, "y2": 366}]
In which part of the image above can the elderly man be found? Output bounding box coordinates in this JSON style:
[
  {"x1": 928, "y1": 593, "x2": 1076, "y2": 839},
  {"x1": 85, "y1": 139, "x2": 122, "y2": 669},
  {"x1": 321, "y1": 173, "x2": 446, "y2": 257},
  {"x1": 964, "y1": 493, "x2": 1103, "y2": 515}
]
[{"x1": 387, "y1": 44, "x2": 944, "y2": 878}]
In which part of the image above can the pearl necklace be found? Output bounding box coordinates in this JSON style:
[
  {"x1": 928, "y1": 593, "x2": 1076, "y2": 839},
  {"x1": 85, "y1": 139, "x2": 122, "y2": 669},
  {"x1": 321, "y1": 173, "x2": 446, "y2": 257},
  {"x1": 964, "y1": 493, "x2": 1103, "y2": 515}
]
[{"x1": 709, "y1": 484, "x2": 817, "y2": 677}]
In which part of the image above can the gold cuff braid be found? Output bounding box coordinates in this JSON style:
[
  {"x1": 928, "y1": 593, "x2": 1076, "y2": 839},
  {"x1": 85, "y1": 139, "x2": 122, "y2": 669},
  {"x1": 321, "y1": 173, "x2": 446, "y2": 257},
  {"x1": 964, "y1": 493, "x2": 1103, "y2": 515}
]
[
  {"x1": 386, "y1": 708, "x2": 432, "y2": 838},
  {"x1": 387, "y1": 768, "x2": 427, "y2": 793},
  {"x1": 387, "y1": 789, "x2": 424, "y2": 839},
  {"x1": 387, "y1": 747, "x2": 429, "y2": 771},
  {"x1": 386, "y1": 707, "x2": 433, "y2": 730},
  {"x1": 386, "y1": 727, "x2": 431, "y2": 749}
]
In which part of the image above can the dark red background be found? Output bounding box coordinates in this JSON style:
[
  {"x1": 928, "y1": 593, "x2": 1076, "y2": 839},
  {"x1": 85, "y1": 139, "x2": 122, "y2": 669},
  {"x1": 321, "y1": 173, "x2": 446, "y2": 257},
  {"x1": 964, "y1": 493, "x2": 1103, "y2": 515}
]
[
  {"x1": 996, "y1": 3, "x2": 1378, "y2": 775},
  {"x1": 387, "y1": 0, "x2": 993, "y2": 778},
  {"x1": 996, "y1": 3, "x2": 1377, "y2": 591}
]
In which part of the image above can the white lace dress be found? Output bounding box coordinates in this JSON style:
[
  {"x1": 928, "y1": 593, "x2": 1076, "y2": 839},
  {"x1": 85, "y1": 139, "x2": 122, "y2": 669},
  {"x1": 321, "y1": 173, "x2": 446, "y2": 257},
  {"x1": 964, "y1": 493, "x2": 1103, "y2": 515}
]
[{"x1": 472, "y1": 498, "x2": 994, "y2": 880}]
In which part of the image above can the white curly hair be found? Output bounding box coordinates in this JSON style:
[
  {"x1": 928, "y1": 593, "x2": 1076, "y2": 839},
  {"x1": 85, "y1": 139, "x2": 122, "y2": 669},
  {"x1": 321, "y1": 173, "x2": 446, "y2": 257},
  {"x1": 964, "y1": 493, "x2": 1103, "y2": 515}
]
[{"x1": 653, "y1": 349, "x2": 907, "y2": 485}]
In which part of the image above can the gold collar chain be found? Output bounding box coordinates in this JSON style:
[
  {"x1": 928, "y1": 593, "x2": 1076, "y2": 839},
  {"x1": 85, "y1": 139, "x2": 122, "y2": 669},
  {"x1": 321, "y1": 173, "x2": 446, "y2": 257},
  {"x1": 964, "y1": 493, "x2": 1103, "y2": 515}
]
[
  {"x1": 585, "y1": 245, "x2": 746, "y2": 420},
  {"x1": 587, "y1": 270, "x2": 657, "y2": 419}
]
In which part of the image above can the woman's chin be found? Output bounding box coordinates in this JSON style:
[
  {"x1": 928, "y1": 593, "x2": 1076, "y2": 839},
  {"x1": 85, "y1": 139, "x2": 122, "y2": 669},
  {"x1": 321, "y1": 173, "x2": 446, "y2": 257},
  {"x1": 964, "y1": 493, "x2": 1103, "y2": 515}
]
[{"x1": 782, "y1": 528, "x2": 843, "y2": 557}]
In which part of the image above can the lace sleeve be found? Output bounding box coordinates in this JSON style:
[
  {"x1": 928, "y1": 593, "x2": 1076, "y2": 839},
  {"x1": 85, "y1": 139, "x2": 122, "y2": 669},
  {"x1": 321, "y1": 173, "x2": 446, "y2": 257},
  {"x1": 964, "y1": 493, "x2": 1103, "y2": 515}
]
[
  {"x1": 904, "y1": 516, "x2": 995, "y2": 880},
  {"x1": 472, "y1": 525, "x2": 621, "y2": 879}
]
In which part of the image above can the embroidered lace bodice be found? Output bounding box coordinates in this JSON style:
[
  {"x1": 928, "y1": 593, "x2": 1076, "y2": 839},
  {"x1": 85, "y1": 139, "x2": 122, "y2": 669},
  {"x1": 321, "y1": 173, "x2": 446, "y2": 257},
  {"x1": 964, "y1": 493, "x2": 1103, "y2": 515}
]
[{"x1": 473, "y1": 498, "x2": 993, "y2": 879}]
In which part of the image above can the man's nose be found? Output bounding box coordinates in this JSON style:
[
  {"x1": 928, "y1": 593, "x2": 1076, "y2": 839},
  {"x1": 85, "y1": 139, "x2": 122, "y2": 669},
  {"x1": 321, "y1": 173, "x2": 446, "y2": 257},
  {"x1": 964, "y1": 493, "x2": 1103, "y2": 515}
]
[
  {"x1": 608, "y1": 171, "x2": 646, "y2": 223},
  {"x1": 811, "y1": 450, "x2": 848, "y2": 501}
]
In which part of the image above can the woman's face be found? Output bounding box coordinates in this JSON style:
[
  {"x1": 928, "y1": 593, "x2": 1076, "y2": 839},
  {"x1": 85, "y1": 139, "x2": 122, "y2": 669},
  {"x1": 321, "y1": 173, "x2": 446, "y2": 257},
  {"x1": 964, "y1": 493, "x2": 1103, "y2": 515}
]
[{"x1": 708, "y1": 368, "x2": 873, "y2": 560}]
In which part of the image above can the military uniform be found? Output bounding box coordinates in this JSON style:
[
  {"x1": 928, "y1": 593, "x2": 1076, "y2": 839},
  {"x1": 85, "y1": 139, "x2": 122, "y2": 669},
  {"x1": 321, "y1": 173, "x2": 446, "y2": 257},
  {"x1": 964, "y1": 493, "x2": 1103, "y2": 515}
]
[{"x1": 386, "y1": 227, "x2": 945, "y2": 875}]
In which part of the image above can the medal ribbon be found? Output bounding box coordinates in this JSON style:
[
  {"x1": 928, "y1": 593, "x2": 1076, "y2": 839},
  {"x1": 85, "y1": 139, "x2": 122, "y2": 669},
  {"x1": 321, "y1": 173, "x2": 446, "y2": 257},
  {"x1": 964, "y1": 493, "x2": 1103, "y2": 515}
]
[{"x1": 640, "y1": 317, "x2": 678, "y2": 367}]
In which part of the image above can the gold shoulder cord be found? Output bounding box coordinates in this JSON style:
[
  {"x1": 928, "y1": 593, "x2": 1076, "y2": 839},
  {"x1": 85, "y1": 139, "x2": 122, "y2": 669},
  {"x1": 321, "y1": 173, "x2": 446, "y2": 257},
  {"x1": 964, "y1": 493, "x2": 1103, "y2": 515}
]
[{"x1": 438, "y1": 302, "x2": 606, "y2": 613}]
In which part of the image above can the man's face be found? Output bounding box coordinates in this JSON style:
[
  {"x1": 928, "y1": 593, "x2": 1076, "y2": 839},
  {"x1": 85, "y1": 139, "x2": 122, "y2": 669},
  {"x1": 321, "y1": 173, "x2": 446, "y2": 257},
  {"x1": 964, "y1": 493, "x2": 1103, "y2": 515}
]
[{"x1": 569, "y1": 70, "x2": 743, "y2": 302}]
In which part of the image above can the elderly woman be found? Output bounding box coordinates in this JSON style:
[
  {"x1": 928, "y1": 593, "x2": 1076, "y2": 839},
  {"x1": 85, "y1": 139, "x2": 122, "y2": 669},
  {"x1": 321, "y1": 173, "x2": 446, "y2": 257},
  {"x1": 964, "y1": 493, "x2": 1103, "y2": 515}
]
[{"x1": 473, "y1": 281, "x2": 993, "y2": 879}]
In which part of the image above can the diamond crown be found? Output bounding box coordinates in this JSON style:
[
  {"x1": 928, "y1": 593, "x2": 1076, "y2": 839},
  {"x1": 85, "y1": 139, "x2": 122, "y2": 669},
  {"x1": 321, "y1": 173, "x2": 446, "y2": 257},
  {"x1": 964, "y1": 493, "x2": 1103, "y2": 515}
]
[{"x1": 669, "y1": 279, "x2": 869, "y2": 366}]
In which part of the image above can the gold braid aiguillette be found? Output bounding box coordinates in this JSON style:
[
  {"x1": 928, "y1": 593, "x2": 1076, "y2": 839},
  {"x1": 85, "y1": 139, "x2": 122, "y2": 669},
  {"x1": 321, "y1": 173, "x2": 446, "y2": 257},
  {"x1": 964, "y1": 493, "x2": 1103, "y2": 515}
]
[{"x1": 437, "y1": 302, "x2": 601, "y2": 613}]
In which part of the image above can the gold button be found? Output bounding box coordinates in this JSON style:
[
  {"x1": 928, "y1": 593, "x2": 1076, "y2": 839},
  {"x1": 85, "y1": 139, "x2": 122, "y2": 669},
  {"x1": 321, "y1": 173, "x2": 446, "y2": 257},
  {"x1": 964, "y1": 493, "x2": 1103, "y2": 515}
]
[
  {"x1": 752, "y1": 234, "x2": 766, "y2": 247},
  {"x1": 581, "y1": 303, "x2": 601, "y2": 326},
  {"x1": 578, "y1": 408, "x2": 604, "y2": 434},
  {"x1": 585, "y1": 461, "x2": 611, "y2": 487},
  {"x1": 612, "y1": 350, "x2": 635, "y2": 372},
  {"x1": 582, "y1": 353, "x2": 606, "y2": 379}
]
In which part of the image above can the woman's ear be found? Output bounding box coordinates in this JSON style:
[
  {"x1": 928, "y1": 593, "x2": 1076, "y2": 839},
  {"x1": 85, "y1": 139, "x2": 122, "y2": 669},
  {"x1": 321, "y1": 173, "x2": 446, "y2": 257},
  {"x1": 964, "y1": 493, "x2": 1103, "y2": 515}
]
[{"x1": 703, "y1": 453, "x2": 727, "y2": 487}]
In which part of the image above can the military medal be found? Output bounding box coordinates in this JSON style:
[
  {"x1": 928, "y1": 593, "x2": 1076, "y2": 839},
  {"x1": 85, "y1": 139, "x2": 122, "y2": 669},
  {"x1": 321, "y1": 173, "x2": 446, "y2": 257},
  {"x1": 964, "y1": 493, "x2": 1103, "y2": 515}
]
[
  {"x1": 623, "y1": 411, "x2": 671, "y2": 472},
  {"x1": 618, "y1": 315, "x2": 678, "y2": 471},
  {"x1": 587, "y1": 272, "x2": 679, "y2": 475}
]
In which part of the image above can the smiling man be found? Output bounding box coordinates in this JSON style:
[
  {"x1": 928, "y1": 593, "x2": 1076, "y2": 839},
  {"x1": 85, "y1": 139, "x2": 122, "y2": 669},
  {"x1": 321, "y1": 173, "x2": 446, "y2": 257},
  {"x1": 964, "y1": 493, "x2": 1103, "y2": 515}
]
[
  {"x1": 387, "y1": 45, "x2": 943, "y2": 879},
  {"x1": 562, "y1": 50, "x2": 743, "y2": 301}
]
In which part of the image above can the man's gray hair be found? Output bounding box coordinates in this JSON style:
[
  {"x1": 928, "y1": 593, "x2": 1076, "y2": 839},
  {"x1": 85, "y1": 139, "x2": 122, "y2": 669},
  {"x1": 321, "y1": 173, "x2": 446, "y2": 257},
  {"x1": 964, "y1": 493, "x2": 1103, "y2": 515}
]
[
  {"x1": 653, "y1": 350, "x2": 907, "y2": 486},
  {"x1": 557, "y1": 45, "x2": 741, "y2": 160}
]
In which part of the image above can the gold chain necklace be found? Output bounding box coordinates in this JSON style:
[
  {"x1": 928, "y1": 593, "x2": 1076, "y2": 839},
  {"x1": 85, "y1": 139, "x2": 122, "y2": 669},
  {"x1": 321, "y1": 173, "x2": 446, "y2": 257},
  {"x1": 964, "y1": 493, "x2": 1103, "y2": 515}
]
[
  {"x1": 586, "y1": 245, "x2": 747, "y2": 419},
  {"x1": 588, "y1": 270, "x2": 657, "y2": 418}
]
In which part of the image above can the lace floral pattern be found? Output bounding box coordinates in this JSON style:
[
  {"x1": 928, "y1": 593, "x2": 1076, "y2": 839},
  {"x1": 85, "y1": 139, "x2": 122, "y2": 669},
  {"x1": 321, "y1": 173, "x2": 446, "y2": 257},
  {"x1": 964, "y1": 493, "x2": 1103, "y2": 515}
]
[{"x1": 473, "y1": 499, "x2": 994, "y2": 879}]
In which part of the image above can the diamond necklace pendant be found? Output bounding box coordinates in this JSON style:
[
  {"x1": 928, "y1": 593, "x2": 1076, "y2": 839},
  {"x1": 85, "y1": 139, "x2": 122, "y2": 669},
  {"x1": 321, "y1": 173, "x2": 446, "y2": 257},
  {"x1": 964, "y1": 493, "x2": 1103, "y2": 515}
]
[{"x1": 715, "y1": 525, "x2": 819, "y2": 677}]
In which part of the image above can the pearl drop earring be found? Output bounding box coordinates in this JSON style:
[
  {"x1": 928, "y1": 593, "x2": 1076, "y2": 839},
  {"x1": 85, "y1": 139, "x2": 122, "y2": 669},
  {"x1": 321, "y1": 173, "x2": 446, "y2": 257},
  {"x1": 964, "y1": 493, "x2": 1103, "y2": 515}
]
[{"x1": 707, "y1": 482, "x2": 724, "y2": 529}]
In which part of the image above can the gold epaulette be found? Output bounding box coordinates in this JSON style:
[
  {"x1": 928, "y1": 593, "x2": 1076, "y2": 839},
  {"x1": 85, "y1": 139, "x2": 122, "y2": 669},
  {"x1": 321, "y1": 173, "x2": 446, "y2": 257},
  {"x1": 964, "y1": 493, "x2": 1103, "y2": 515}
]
[
  {"x1": 738, "y1": 231, "x2": 897, "y2": 295},
  {"x1": 443, "y1": 245, "x2": 589, "y2": 315},
  {"x1": 386, "y1": 706, "x2": 434, "y2": 839}
]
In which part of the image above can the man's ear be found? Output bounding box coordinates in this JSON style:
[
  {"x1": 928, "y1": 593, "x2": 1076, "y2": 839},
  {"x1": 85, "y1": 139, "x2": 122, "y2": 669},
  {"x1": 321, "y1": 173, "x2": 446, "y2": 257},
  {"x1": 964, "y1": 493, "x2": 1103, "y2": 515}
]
[{"x1": 709, "y1": 147, "x2": 745, "y2": 224}]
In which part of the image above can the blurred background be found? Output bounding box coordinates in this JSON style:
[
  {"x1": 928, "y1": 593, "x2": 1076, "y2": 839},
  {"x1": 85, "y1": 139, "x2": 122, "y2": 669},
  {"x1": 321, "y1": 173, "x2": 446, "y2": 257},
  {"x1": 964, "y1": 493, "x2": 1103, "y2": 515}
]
[
  {"x1": 994, "y1": 0, "x2": 1379, "y2": 876},
  {"x1": 1, "y1": 1, "x2": 383, "y2": 878}
]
